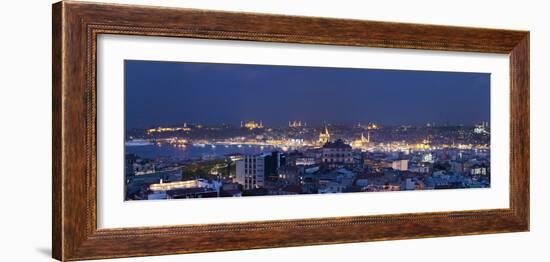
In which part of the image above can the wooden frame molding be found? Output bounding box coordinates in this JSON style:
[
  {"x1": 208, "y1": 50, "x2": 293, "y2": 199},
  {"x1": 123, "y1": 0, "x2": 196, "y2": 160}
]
[{"x1": 52, "y1": 1, "x2": 529, "y2": 261}]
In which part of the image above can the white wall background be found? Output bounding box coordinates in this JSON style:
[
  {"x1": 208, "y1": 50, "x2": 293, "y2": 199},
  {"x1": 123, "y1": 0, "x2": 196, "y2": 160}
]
[{"x1": 0, "y1": 0, "x2": 547, "y2": 261}]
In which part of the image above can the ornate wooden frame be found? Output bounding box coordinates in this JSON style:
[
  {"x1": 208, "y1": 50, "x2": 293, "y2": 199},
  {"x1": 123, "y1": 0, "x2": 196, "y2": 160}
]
[{"x1": 52, "y1": 1, "x2": 530, "y2": 261}]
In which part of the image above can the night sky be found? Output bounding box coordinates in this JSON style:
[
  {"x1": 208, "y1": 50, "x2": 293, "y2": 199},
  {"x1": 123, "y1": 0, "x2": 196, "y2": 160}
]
[{"x1": 125, "y1": 60, "x2": 490, "y2": 129}]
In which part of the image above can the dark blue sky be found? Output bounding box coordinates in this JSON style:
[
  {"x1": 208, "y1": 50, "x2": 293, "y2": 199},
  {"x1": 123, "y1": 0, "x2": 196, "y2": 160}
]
[{"x1": 125, "y1": 60, "x2": 490, "y2": 129}]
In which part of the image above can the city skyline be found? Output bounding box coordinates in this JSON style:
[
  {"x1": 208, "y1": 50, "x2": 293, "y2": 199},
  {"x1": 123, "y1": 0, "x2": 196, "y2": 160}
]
[
  {"x1": 125, "y1": 60, "x2": 490, "y2": 129},
  {"x1": 136, "y1": 120, "x2": 489, "y2": 129},
  {"x1": 124, "y1": 60, "x2": 491, "y2": 201}
]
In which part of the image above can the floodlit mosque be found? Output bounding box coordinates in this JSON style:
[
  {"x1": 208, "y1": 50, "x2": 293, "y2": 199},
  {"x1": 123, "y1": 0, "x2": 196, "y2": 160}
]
[
  {"x1": 240, "y1": 120, "x2": 264, "y2": 130},
  {"x1": 318, "y1": 125, "x2": 371, "y2": 150},
  {"x1": 351, "y1": 132, "x2": 371, "y2": 149},
  {"x1": 319, "y1": 126, "x2": 331, "y2": 144}
]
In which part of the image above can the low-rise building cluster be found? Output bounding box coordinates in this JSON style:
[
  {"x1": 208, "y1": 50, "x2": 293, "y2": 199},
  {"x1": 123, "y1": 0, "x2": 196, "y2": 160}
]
[{"x1": 125, "y1": 127, "x2": 490, "y2": 200}]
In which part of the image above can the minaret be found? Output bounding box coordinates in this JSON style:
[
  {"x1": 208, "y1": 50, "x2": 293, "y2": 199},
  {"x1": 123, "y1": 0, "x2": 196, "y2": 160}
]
[
  {"x1": 367, "y1": 131, "x2": 370, "y2": 143},
  {"x1": 319, "y1": 125, "x2": 330, "y2": 144}
]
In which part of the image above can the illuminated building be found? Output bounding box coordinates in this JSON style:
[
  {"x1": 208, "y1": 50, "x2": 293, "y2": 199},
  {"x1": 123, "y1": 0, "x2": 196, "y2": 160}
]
[
  {"x1": 285, "y1": 151, "x2": 313, "y2": 166},
  {"x1": 288, "y1": 120, "x2": 306, "y2": 128},
  {"x1": 319, "y1": 126, "x2": 331, "y2": 144},
  {"x1": 295, "y1": 157, "x2": 316, "y2": 166},
  {"x1": 322, "y1": 139, "x2": 353, "y2": 166},
  {"x1": 226, "y1": 153, "x2": 244, "y2": 162},
  {"x1": 241, "y1": 120, "x2": 264, "y2": 130},
  {"x1": 146, "y1": 125, "x2": 191, "y2": 134},
  {"x1": 235, "y1": 154, "x2": 265, "y2": 190},
  {"x1": 470, "y1": 164, "x2": 488, "y2": 176},
  {"x1": 422, "y1": 153, "x2": 434, "y2": 163},
  {"x1": 148, "y1": 178, "x2": 219, "y2": 199},
  {"x1": 391, "y1": 159, "x2": 409, "y2": 171},
  {"x1": 149, "y1": 178, "x2": 211, "y2": 191},
  {"x1": 474, "y1": 122, "x2": 490, "y2": 134},
  {"x1": 367, "y1": 122, "x2": 379, "y2": 130},
  {"x1": 351, "y1": 132, "x2": 371, "y2": 148}
]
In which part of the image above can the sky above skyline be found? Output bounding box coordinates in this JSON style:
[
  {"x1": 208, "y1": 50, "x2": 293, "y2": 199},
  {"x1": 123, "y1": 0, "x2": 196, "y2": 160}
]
[{"x1": 125, "y1": 60, "x2": 490, "y2": 129}]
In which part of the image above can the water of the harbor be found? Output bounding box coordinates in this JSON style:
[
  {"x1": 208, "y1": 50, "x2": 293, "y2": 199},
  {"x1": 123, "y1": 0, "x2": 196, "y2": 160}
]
[{"x1": 125, "y1": 143, "x2": 284, "y2": 161}]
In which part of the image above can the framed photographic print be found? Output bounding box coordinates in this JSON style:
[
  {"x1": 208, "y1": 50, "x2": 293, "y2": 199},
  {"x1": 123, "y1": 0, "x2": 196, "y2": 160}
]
[{"x1": 52, "y1": 1, "x2": 529, "y2": 261}]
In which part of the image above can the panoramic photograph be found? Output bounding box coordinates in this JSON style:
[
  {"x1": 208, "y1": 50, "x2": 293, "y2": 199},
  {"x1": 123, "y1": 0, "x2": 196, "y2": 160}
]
[{"x1": 124, "y1": 60, "x2": 491, "y2": 201}]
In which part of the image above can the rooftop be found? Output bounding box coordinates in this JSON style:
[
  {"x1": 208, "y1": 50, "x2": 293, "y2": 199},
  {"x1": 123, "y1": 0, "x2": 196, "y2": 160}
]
[{"x1": 322, "y1": 139, "x2": 352, "y2": 149}]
